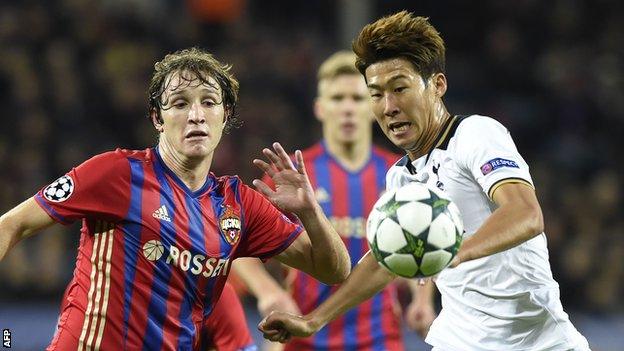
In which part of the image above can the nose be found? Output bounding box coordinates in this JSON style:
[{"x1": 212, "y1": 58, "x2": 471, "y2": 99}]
[
  {"x1": 188, "y1": 102, "x2": 206, "y2": 124},
  {"x1": 383, "y1": 94, "x2": 400, "y2": 118},
  {"x1": 341, "y1": 98, "x2": 357, "y2": 117}
]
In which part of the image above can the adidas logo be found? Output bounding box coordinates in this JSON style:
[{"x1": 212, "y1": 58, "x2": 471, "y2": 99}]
[{"x1": 152, "y1": 205, "x2": 171, "y2": 222}]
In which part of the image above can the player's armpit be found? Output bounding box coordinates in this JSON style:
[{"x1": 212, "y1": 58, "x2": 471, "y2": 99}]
[{"x1": 0, "y1": 197, "x2": 56, "y2": 261}]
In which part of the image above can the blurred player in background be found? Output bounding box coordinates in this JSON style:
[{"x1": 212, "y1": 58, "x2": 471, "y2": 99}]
[
  {"x1": 0, "y1": 47, "x2": 351, "y2": 350},
  {"x1": 201, "y1": 282, "x2": 256, "y2": 351},
  {"x1": 259, "y1": 12, "x2": 591, "y2": 351},
  {"x1": 235, "y1": 51, "x2": 436, "y2": 350}
]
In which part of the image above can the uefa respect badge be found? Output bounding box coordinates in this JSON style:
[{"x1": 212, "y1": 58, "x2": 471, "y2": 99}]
[{"x1": 480, "y1": 158, "x2": 519, "y2": 175}]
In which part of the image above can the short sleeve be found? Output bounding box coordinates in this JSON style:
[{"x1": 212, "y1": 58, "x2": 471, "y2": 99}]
[
  {"x1": 454, "y1": 116, "x2": 534, "y2": 200},
  {"x1": 236, "y1": 183, "x2": 303, "y2": 260},
  {"x1": 35, "y1": 150, "x2": 132, "y2": 224}
]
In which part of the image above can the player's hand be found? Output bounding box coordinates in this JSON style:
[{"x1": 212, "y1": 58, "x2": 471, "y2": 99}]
[
  {"x1": 253, "y1": 142, "x2": 316, "y2": 215},
  {"x1": 404, "y1": 300, "x2": 437, "y2": 339},
  {"x1": 258, "y1": 311, "x2": 318, "y2": 343},
  {"x1": 257, "y1": 290, "x2": 301, "y2": 318}
]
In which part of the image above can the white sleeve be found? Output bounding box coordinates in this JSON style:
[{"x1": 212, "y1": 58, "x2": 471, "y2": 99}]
[{"x1": 454, "y1": 116, "x2": 534, "y2": 199}]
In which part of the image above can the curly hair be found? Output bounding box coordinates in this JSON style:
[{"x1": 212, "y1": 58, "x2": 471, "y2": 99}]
[
  {"x1": 147, "y1": 47, "x2": 241, "y2": 133},
  {"x1": 352, "y1": 11, "x2": 446, "y2": 81}
]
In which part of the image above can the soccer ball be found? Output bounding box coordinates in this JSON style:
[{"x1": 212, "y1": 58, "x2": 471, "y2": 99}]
[{"x1": 366, "y1": 182, "x2": 463, "y2": 278}]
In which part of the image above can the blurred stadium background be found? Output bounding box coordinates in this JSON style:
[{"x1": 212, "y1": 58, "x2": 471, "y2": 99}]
[{"x1": 0, "y1": 0, "x2": 622, "y2": 350}]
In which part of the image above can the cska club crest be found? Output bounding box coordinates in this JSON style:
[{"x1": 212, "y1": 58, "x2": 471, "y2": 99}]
[{"x1": 220, "y1": 206, "x2": 241, "y2": 245}]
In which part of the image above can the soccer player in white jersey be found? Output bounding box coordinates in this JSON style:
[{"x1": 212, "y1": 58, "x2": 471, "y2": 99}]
[{"x1": 258, "y1": 11, "x2": 591, "y2": 351}]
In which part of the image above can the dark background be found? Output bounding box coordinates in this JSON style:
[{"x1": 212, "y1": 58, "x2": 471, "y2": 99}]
[{"x1": 0, "y1": 0, "x2": 622, "y2": 350}]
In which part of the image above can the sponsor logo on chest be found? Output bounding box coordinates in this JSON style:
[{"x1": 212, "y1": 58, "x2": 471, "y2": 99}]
[{"x1": 141, "y1": 240, "x2": 230, "y2": 278}]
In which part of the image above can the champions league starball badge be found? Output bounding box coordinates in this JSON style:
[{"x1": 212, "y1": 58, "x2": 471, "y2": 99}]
[{"x1": 43, "y1": 175, "x2": 75, "y2": 202}]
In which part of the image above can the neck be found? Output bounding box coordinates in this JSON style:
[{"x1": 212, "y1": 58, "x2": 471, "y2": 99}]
[
  {"x1": 407, "y1": 103, "x2": 451, "y2": 161},
  {"x1": 158, "y1": 141, "x2": 213, "y2": 191},
  {"x1": 324, "y1": 136, "x2": 371, "y2": 172}
]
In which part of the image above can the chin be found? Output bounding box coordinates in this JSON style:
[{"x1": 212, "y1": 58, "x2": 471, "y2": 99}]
[
  {"x1": 183, "y1": 145, "x2": 211, "y2": 159},
  {"x1": 388, "y1": 137, "x2": 412, "y2": 152}
]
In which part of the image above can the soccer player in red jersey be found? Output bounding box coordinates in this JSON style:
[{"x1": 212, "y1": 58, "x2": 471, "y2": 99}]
[
  {"x1": 201, "y1": 282, "x2": 256, "y2": 351},
  {"x1": 0, "y1": 47, "x2": 350, "y2": 350},
  {"x1": 235, "y1": 51, "x2": 436, "y2": 350}
]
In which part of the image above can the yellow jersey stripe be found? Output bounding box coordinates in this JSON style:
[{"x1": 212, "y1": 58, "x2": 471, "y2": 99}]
[{"x1": 488, "y1": 177, "x2": 534, "y2": 200}]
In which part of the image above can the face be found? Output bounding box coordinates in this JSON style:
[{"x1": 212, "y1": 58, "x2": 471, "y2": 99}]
[
  {"x1": 315, "y1": 74, "x2": 373, "y2": 145},
  {"x1": 155, "y1": 70, "x2": 226, "y2": 161},
  {"x1": 366, "y1": 58, "x2": 446, "y2": 152}
]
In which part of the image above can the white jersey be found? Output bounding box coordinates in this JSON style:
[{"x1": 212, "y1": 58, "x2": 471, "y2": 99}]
[{"x1": 386, "y1": 115, "x2": 590, "y2": 351}]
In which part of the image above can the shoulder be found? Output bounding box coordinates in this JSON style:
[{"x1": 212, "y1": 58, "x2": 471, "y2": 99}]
[
  {"x1": 450, "y1": 115, "x2": 510, "y2": 152},
  {"x1": 85, "y1": 148, "x2": 150, "y2": 166},
  {"x1": 455, "y1": 115, "x2": 508, "y2": 138},
  {"x1": 300, "y1": 142, "x2": 325, "y2": 161}
]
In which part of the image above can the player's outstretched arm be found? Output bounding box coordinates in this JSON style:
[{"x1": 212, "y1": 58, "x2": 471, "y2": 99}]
[
  {"x1": 0, "y1": 197, "x2": 56, "y2": 261},
  {"x1": 451, "y1": 182, "x2": 544, "y2": 267},
  {"x1": 233, "y1": 258, "x2": 301, "y2": 317},
  {"x1": 253, "y1": 142, "x2": 350, "y2": 285},
  {"x1": 404, "y1": 278, "x2": 437, "y2": 338},
  {"x1": 258, "y1": 251, "x2": 396, "y2": 343}
]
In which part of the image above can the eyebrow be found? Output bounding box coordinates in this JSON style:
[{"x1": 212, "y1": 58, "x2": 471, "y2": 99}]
[
  {"x1": 367, "y1": 74, "x2": 409, "y2": 90},
  {"x1": 168, "y1": 87, "x2": 221, "y2": 97}
]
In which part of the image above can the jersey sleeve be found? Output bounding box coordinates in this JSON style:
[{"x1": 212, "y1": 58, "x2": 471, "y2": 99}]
[
  {"x1": 236, "y1": 183, "x2": 303, "y2": 261},
  {"x1": 454, "y1": 116, "x2": 534, "y2": 200},
  {"x1": 34, "y1": 150, "x2": 132, "y2": 224}
]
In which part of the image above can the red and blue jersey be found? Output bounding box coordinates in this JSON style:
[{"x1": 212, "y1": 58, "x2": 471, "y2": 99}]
[
  {"x1": 35, "y1": 147, "x2": 302, "y2": 351},
  {"x1": 201, "y1": 282, "x2": 256, "y2": 351},
  {"x1": 283, "y1": 141, "x2": 402, "y2": 351}
]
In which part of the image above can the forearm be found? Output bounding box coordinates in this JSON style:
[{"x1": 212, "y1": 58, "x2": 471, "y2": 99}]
[
  {"x1": 0, "y1": 197, "x2": 56, "y2": 262},
  {"x1": 457, "y1": 203, "x2": 543, "y2": 263},
  {"x1": 0, "y1": 216, "x2": 19, "y2": 261},
  {"x1": 233, "y1": 258, "x2": 284, "y2": 298},
  {"x1": 306, "y1": 252, "x2": 395, "y2": 329},
  {"x1": 297, "y1": 204, "x2": 350, "y2": 284},
  {"x1": 407, "y1": 278, "x2": 435, "y2": 306},
  {"x1": 0, "y1": 212, "x2": 28, "y2": 261}
]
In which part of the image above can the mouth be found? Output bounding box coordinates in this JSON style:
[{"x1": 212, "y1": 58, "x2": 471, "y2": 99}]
[
  {"x1": 388, "y1": 121, "x2": 412, "y2": 133},
  {"x1": 185, "y1": 130, "x2": 209, "y2": 140},
  {"x1": 341, "y1": 122, "x2": 356, "y2": 132}
]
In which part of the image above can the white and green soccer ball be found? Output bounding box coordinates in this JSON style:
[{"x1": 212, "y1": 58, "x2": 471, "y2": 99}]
[{"x1": 367, "y1": 182, "x2": 463, "y2": 278}]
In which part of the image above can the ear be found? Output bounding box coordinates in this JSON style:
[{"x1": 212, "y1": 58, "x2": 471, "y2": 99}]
[
  {"x1": 313, "y1": 98, "x2": 325, "y2": 122},
  {"x1": 150, "y1": 109, "x2": 164, "y2": 132},
  {"x1": 433, "y1": 73, "x2": 448, "y2": 98}
]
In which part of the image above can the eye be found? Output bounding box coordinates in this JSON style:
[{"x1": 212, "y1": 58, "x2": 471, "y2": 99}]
[
  {"x1": 202, "y1": 99, "x2": 217, "y2": 107},
  {"x1": 173, "y1": 101, "x2": 187, "y2": 109},
  {"x1": 370, "y1": 92, "x2": 382, "y2": 99},
  {"x1": 394, "y1": 87, "x2": 407, "y2": 93}
]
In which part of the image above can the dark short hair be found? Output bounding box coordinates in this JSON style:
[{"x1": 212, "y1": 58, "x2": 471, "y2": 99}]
[
  {"x1": 147, "y1": 47, "x2": 240, "y2": 133},
  {"x1": 352, "y1": 11, "x2": 446, "y2": 81}
]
